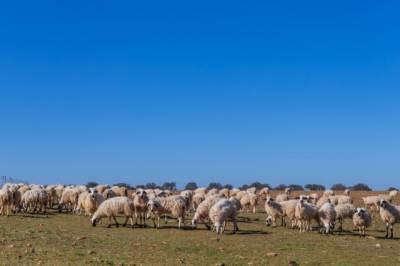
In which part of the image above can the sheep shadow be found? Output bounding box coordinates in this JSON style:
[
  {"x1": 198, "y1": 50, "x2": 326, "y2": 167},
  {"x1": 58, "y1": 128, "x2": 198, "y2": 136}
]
[
  {"x1": 21, "y1": 214, "x2": 51, "y2": 219},
  {"x1": 375, "y1": 236, "x2": 400, "y2": 240},
  {"x1": 235, "y1": 229, "x2": 269, "y2": 235}
]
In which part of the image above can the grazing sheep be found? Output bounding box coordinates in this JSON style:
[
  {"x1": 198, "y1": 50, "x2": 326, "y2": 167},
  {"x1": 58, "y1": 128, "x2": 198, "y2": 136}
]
[
  {"x1": 295, "y1": 199, "x2": 318, "y2": 232},
  {"x1": 329, "y1": 195, "x2": 353, "y2": 205},
  {"x1": 147, "y1": 195, "x2": 187, "y2": 229},
  {"x1": 353, "y1": 208, "x2": 372, "y2": 237},
  {"x1": 316, "y1": 196, "x2": 330, "y2": 208},
  {"x1": 133, "y1": 189, "x2": 149, "y2": 227},
  {"x1": 192, "y1": 193, "x2": 206, "y2": 211},
  {"x1": 379, "y1": 199, "x2": 400, "y2": 239},
  {"x1": 45, "y1": 185, "x2": 57, "y2": 209},
  {"x1": 240, "y1": 192, "x2": 258, "y2": 213},
  {"x1": 209, "y1": 199, "x2": 239, "y2": 240},
  {"x1": 59, "y1": 188, "x2": 80, "y2": 213},
  {"x1": 276, "y1": 188, "x2": 291, "y2": 202},
  {"x1": 180, "y1": 190, "x2": 193, "y2": 212},
  {"x1": 362, "y1": 195, "x2": 381, "y2": 211},
  {"x1": 91, "y1": 197, "x2": 135, "y2": 228},
  {"x1": 111, "y1": 186, "x2": 128, "y2": 197},
  {"x1": 76, "y1": 188, "x2": 104, "y2": 216},
  {"x1": 334, "y1": 204, "x2": 355, "y2": 231},
  {"x1": 265, "y1": 197, "x2": 284, "y2": 227},
  {"x1": 318, "y1": 202, "x2": 336, "y2": 234},
  {"x1": 21, "y1": 189, "x2": 48, "y2": 214},
  {"x1": 192, "y1": 196, "x2": 222, "y2": 229},
  {"x1": 279, "y1": 199, "x2": 300, "y2": 228}
]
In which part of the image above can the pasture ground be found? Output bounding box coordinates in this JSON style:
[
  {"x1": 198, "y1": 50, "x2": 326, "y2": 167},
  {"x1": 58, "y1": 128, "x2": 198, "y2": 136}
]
[{"x1": 0, "y1": 191, "x2": 399, "y2": 266}]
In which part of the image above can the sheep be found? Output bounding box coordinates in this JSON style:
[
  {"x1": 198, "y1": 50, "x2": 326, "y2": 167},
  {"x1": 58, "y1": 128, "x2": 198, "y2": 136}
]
[
  {"x1": 0, "y1": 187, "x2": 12, "y2": 216},
  {"x1": 21, "y1": 189, "x2": 48, "y2": 214},
  {"x1": 316, "y1": 195, "x2": 330, "y2": 208},
  {"x1": 329, "y1": 195, "x2": 353, "y2": 205},
  {"x1": 103, "y1": 188, "x2": 117, "y2": 199},
  {"x1": 279, "y1": 199, "x2": 299, "y2": 228},
  {"x1": 323, "y1": 190, "x2": 335, "y2": 197},
  {"x1": 318, "y1": 202, "x2": 336, "y2": 234},
  {"x1": 229, "y1": 188, "x2": 240, "y2": 197},
  {"x1": 209, "y1": 198, "x2": 239, "y2": 240},
  {"x1": 229, "y1": 197, "x2": 241, "y2": 212},
  {"x1": 389, "y1": 190, "x2": 398, "y2": 201},
  {"x1": 206, "y1": 188, "x2": 219, "y2": 197},
  {"x1": 111, "y1": 186, "x2": 128, "y2": 197},
  {"x1": 95, "y1": 184, "x2": 109, "y2": 194},
  {"x1": 258, "y1": 187, "x2": 270, "y2": 201},
  {"x1": 362, "y1": 195, "x2": 381, "y2": 211},
  {"x1": 180, "y1": 190, "x2": 193, "y2": 212},
  {"x1": 147, "y1": 195, "x2": 187, "y2": 229},
  {"x1": 192, "y1": 193, "x2": 205, "y2": 211},
  {"x1": 240, "y1": 192, "x2": 258, "y2": 213},
  {"x1": 344, "y1": 189, "x2": 351, "y2": 196},
  {"x1": 334, "y1": 204, "x2": 355, "y2": 231},
  {"x1": 192, "y1": 196, "x2": 222, "y2": 229},
  {"x1": 379, "y1": 199, "x2": 400, "y2": 239},
  {"x1": 265, "y1": 196, "x2": 284, "y2": 227},
  {"x1": 75, "y1": 188, "x2": 105, "y2": 216},
  {"x1": 352, "y1": 208, "x2": 372, "y2": 237},
  {"x1": 246, "y1": 187, "x2": 257, "y2": 194},
  {"x1": 235, "y1": 190, "x2": 247, "y2": 200},
  {"x1": 295, "y1": 199, "x2": 318, "y2": 232},
  {"x1": 308, "y1": 193, "x2": 320, "y2": 205},
  {"x1": 91, "y1": 197, "x2": 135, "y2": 228},
  {"x1": 276, "y1": 187, "x2": 291, "y2": 202},
  {"x1": 58, "y1": 187, "x2": 80, "y2": 213},
  {"x1": 133, "y1": 188, "x2": 149, "y2": 227},
  {"x1": 45, "y1": 185, "x2": 58, "y2": 209},
  {"x1": 194, "y1": 187, "x2": 207, "y2": 195},
  {"x1": 218, "y1": 188, "x2": 230, "y2": 198}
]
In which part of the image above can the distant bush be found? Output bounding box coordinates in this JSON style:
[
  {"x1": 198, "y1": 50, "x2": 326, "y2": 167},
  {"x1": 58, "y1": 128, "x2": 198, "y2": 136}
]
[
  {"x1": 387, "y1": 187, "x2": 398, "y2": 191},
  {"x1": 351, "y1": 183, "x2": 372, "y2": 191},
  {"x1": 145, "y1": 182, "x2": 159, "y2": 189},
  {"x1": 331, "y1": 184, "x2": 347, "y2": 191},
  {"x1": 305, "y1": 184, "x2": 325, "y2": 191},
  {"x1": 113, "y1": 183, "x2": 132, "y2": 189},
  {"x1": 240, "y1": 182, "x2": 270, "y2": 191},
  {"x1": 161, "y1": 182, "x2": 176, "y2": 191},
  {"x1": 86, "y1": 181, "x2": 98, "y2": 188},
  {"x1": 274, "y1": 184, "x2": 287, "y2": 190},
  {"x1": 185, "y1": 182, "x2": 198, "y2": 190},
  {"x1": 207, "y1": 182, "x2": 223, "y2": 190},
  {"x1": 223, "y1": 184, "x2": 233, "y2": 190},
  {"x1": 287, "y1": 184, "x2": 304, "y2": 191}
]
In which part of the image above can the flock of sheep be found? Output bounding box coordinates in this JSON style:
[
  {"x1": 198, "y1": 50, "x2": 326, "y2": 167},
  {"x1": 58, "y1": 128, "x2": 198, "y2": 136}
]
[{"x1": 0, "y1": 183, "x2": 399, "y2": 240}]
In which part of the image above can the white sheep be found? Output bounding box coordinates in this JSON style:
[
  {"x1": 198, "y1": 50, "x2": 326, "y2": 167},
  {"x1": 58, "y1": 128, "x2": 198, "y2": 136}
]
[
  {"x1": 0, "y1": 187, "x2": 12, "y2": 216},
  {"x1": 133, "y1": 188, "x2": 149, "y2": 227},
  {"x1": 192, "y1": 196, "x2": 222, "y2": 229},
  {"x1": 352, "y1": 208, "x2": 372, "y2": 237},
  {"x1": 295, "y1": 199, "x2": 318, "y2": 232},
  {"x1": 76, "y1": 188, "x2": 104, "y2": 216},
  {"x1": 91, "y1": 196, "x2": 135, "y2": 228},
  {"x1": 147, "y1": 195, "x2": 187, "y2": 229},
  {"x1": 379, "y1": 199, "x2": 400, "y2": 239},
  {"x1": 240, "y1": 192, "x2": 258, "y2": 213},
  {"x1": 265, "y1": 196, "x2": 284, "y2": 227},
  {"x1": 334, "y1": 203, "x2": 355, "y2": 231},
  {"x1": 276, "y1": 187, "x2": 291, "y2": 202},
  {"x1": 209, "y1": 198, "x2": 239, "y2": 240},
  {"x1": 318, "y1": 202, "x2": 336, "y2": 234},
  {"x1": 58, "y1": 187, "x2": 80, "y2": 213},
  {"x1": 192, "y1": 193, "x2": 205, "y2": 211},
  {"x1": 21, "y1": 189, "x2": 48, "y2": 214}
]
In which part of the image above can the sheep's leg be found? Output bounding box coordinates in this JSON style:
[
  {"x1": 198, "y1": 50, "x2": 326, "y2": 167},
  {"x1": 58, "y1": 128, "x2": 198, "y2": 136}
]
[
  {"x1": 123, "y1": 216, "x2": 128, "y2": 227},
  {"x1": 222, "y1": 221, "x2": 227, "y2": 233},
  {"x1": 252, "y1": 205, "x2": 256, "y2": 214},
  {"x1": 164, "y1": 214, "x2": 168, "y2": 224},
  {"x1": 178, "y1": 217, "x2": 182, "y2": 229},
  {"x1": 385, "y1": 222, "x2": 389, "y2": 238},
  {"x1": 157, "y1": 216, "x2": 161, "y2": 228},
  {"x1": 130, "y1": 216, "x2": 135, "y2": 228},
  {"x1": 142, "y1": 214, "x2": 147, "y2": 227},
  {"x1": 108, "y1": 216, "x2": 112, "y2": 228},
  {"x1": 390, "y1": 224, "x2": 394, "y2": 239},
  {"x1": 113, "y1": 216, "x2": 119, "y2": 227}
]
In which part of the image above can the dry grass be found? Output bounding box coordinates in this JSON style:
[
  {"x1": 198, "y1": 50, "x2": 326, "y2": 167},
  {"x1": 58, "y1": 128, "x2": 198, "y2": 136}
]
[{"x1": 0, "y1": 191, "x2": 399, "y2": 265}]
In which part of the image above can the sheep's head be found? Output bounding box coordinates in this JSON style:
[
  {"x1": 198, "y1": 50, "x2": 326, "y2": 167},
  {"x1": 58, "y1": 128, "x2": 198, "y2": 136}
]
[
  {"x1": 89, "y1": 188, "x2": 98, "y2": 200},
  {"x1": 265, "y1": 216, "x2": 273, "y2": 226},
  {"x1": 91, "y1": 216, "x2": 99, "y2": 227},
  {"x1": 380, "y1": 199, "x2": 389, "y2": 209},
  {"x1": 356, "y1": 208, "x2": 366, "y2": 217},
  {"x1": 136, "y1": 189, "x2": 147, "y2": 200},
  {"x1": 266, "y1": 196, "x2": 274, "y2": 205},
  {"x1": 147, "y1": 199, "x2": 160, "y2": 212}
]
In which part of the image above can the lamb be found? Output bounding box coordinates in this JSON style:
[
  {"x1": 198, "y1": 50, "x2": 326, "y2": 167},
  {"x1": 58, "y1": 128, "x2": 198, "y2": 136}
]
[
  {"x1": 265, "y1": 197, "x2": 284, "y2": 227},
  {"x1": 334, "y1": 204, "x2": 355, "y2": 231},
  {"x1": 209, "y1": 198, "x2": 239, "y2": 240},
  {"x1": 240, "y1": 192, "x2": 258, "y2": 213},
  {"x1": 133, "y1": 188, "x2": 149, "y2": 227},
  {"x1": 192, "y1": 196, "x2": 222, "y2": 229},
  {"x1": 147, "y1": 195, "x2": 187, "y2": 229},
  {"x1": 91, "y1": 197, "x2": 135, "y2": 228},
  {"x1": 276, "y1": 187, "x2": 291, "y2": 202},
  {"x1": 352, "y1": 208, "x2": 372, "y2": 237},
  {"x1": 379, "y1": 199, "x2": 400, "y2": 239},
  {"x1": 76, "y1": 188, "x2": 105, "y2": 216},
  {"x1": 295, "y1": 199, "x2": 318, "y2": 232},
  {"x1": 318, "y1": 202, "x2": 336, "y2": 234}
]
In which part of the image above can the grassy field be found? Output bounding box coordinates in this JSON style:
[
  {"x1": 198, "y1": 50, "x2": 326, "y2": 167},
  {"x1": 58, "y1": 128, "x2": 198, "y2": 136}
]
[{"x1": 0, "y1": 191, "x2": 399, "y2": 266}]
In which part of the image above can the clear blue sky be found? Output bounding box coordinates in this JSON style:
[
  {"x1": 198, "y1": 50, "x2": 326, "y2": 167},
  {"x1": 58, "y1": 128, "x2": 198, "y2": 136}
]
[{"x1": 1, "y1": 1, "x2": 399, "y2": 189}]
